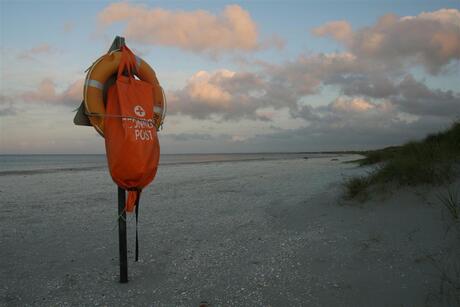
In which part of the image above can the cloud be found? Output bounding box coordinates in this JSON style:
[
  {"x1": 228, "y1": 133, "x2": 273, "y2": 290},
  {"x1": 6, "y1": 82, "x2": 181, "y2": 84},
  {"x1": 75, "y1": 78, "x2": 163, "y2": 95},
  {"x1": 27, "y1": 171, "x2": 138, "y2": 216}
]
[
  {"x1": 163, "y1": 132, "x2": 215, "y2": 142},
  {"x1": 394, "y1": 74, "x2": 460, "y2": 117},
  {"x1": 336, "y1": 74, "x2": 398, "y2": 98},
  {"x1": 243, "y1": 116, "x2": 447, "y2": 151},
  {"x1": 17, "y1": 43, "x2": 55, "y2": 60},
  {"x1": 0, "y1": 95, "x2": 18, "y2": 117},
  {"x1": 168, "y1": 69, "x2": 268, "y2": 120},
  {"x1": 168, "y1": 43, "x2": 460, "y2": 124},
  {"x1": 327, "y1": 72, "x2": 460, "y2": 118},
  {"x1": 313, "y1": 9, "x2": 460, "y2": 73},
  {"x1": 312, "y1": 20, "x2": 353, "y2": 44},
  {"x1": 98, "y1": 3, "x2": 276, "y2": 56},
  {"x1": 231, "y1": 135, "x2": 249, "y2": 142},
  {"x1": 63, "y1": 21, "x2": 74, "y2": 33},
  {"x1": 168, "y1": 52, "x2": 371, "y2": 120},
  {"x1": 330, "y1": 96, "x2": 375, "y2": 112},
  {"x1": 8, "y1": 7, "x2": 449, "y2": 152},
  {"x1": 20, "y1": 78, "x2": 83, "y2": 107},
  {"x1": 268, "y1": 52, "x2": 364, "y2": 96},
  {"x1": 240, "y1": 95, "x2": 454, "y2": 151},
  {"x1": 294, "y1": 96, "x2": 401, "y2": 140}
]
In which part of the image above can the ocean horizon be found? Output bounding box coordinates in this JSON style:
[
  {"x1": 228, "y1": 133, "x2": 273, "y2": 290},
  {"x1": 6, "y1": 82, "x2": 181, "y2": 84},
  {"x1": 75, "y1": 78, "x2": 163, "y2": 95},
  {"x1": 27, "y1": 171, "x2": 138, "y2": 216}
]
[{"x1": 0, "y1": 152, "x2": 350, "y2": 175}]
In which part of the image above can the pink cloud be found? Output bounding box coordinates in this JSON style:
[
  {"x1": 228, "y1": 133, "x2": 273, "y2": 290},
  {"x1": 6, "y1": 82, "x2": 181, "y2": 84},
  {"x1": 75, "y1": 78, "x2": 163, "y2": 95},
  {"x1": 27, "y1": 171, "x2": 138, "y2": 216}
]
[
  {"x1": 21, "y1": 78, "x2": 83, "y2": 107},
  {"x1": 313, "y1": 9, "x2": 460, "y2": 73},
  {"x1": 17, "y1": 43, "x2": 54, "y2": 60},
  {"x1": 0, "y1": 78, "x2": 82, "y2": 117},
  {"x1": 98, "y1": 3, "x2": 275, "y2": 55},
  {"x1": 331, "y1": 97, "x2": 375, "y2": 112},
  {"x1": 169, "y1": 69, "x2": 271, "y2": 120},
  {"x1": 312, "y1": 20, "x2": 353, "y2": 44}
]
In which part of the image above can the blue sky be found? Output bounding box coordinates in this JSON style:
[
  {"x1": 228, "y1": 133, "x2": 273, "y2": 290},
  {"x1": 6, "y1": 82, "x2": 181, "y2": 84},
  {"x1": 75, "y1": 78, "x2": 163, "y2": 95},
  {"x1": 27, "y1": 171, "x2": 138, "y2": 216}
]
[{"x1": 1, "y1": 1, "x2": 459, "y2": 154}]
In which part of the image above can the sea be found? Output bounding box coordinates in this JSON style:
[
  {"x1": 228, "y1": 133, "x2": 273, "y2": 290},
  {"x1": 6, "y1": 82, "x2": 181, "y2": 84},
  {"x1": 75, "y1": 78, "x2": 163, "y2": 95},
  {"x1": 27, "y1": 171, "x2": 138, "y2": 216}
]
[{"x1": 0, "y1": 153, "x2": 350, "y2": 176}]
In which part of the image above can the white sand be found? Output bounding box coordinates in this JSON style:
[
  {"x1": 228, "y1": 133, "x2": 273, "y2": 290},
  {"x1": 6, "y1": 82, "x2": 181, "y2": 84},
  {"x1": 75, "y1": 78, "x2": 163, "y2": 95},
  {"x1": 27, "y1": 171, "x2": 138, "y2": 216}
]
[{"x1": 0, "y1": 155, "x2": 458, "y2": 306}]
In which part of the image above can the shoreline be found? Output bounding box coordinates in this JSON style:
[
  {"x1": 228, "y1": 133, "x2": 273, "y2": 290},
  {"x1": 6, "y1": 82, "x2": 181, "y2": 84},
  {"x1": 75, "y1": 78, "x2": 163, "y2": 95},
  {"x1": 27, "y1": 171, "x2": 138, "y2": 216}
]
[{"x1": 0, "y1": 152, "x2": 352, "y2": 177}]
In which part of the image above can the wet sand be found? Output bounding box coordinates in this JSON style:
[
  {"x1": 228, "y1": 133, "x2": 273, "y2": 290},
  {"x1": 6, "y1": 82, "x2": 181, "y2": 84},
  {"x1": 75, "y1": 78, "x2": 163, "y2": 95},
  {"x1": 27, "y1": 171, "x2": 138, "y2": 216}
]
[{"x1": 0, "y1": 155, "x2": 457, "y2": 306}]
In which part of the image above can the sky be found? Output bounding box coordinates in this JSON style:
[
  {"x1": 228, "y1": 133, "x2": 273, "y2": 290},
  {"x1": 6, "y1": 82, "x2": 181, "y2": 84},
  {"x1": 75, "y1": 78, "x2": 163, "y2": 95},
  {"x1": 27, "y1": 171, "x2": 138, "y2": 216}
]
[{"x1": 1, "y1": 0, "x2": 459, "y2": 154}]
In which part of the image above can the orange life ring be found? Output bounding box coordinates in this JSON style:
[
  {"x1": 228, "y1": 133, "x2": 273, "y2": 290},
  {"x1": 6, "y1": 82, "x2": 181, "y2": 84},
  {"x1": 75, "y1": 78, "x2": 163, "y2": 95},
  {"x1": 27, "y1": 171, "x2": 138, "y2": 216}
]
[{"x1": 84, "y1": 50, "x2": 166, "y2": 136}]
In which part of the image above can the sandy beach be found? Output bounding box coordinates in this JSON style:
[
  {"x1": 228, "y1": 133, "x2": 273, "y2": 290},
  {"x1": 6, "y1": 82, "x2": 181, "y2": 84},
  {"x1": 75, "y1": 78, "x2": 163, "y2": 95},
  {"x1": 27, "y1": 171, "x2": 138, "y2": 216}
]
[{"x1": 0, "y1": 154, "x2": 458, "y2": 306}]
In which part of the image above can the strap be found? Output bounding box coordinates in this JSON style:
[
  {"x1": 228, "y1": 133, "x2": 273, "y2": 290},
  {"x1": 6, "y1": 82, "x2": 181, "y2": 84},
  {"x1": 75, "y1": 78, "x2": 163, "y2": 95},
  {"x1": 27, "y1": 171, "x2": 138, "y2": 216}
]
[
  {"x1": 117, "y1": 45, "x2": 137, "y2": 79},
  {"x1": 125, "y1": 191, "x2": 138, "y2": 212},
  {"x1": 134, "y1": 191, "x2": 141, "y2": 262},
  {"x1": 117, "y1": 46, "x2": 131, "y2": 79}
]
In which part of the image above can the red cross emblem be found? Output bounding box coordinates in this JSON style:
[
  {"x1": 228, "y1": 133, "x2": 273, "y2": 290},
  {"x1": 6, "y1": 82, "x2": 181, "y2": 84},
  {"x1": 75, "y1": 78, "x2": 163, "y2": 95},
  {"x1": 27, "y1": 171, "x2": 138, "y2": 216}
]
[{"x1": 134, "y1": 105, "x2": 146, "y2": 117}]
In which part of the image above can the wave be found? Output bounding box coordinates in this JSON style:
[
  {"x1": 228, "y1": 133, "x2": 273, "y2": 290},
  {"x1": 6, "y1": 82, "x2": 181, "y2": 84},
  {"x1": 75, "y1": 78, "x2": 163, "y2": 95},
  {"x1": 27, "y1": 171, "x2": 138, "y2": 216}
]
[{"x1": 0, "y1": 166, "x2": 106, "y2": 176}]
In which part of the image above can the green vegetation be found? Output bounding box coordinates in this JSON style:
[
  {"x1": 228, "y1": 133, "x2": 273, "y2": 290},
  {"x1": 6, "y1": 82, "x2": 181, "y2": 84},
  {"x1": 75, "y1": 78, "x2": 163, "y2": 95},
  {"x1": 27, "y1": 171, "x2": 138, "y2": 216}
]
[
  {"x1": 437, "y1": 186, "x2": 459, "y2": 221},
  {"x1": 344, "y1": 122, "x2": 460, "y2": 200},
  {"x1": 343, "y1": 176, "x2": 370, "y2": 200}
]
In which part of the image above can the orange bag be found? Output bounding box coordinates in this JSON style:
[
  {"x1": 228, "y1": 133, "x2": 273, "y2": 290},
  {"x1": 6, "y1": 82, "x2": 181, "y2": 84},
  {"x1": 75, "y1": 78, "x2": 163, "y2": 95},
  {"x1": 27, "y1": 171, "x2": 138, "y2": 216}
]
[{"x1": 104, "y1": 45, "x2": 160, "y2": 212}]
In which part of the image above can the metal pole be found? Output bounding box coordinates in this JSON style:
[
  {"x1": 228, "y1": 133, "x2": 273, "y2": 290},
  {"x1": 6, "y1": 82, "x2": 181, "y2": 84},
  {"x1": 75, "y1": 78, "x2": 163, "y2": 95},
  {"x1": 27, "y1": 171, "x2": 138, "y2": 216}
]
[{"x1": 118, "y1": 186, "x2": 128, "y2": 283}]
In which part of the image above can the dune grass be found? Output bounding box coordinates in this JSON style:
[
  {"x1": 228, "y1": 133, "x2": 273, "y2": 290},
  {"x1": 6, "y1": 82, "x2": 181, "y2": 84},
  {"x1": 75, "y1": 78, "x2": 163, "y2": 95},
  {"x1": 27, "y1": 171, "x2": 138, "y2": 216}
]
[
  {"x1": 343, "y1": 176, "x2": 371, "y2": 200},
  {"x1": 344, "y1": 122, "x2": 460, "y2": 200},
  {"x1": 437, "y1": 186, "x2": 460, "y2": 221}
]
